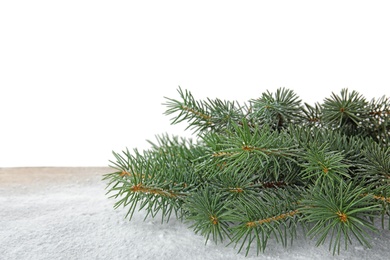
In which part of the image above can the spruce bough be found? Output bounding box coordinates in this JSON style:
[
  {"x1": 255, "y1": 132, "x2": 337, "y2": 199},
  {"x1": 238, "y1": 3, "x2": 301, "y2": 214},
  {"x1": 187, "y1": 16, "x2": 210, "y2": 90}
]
[{"x1": 104, "y1": 87, "x2": 389, "y2": 256}]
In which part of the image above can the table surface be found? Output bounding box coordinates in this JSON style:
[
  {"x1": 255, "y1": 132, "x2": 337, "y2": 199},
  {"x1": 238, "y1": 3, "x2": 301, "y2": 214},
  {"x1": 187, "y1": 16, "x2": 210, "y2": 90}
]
[{"x1": 0, "y1": 167, "x2": 389, "y2": 260}]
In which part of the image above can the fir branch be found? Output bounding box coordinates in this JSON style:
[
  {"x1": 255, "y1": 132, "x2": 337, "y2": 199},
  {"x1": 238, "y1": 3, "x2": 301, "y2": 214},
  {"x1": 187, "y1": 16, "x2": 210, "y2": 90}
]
[
  {"x1": 302, "y1": 102, "x2": 323, "y2": 126},
  {"x1": 363, "y1": 189, "x2": 390, "y2": 229},
  {"x1": 212, "y1": 120, "x2": 300, "y2": 159},
  {"x1": 245, "y1": 209, "x2": 299, "y2": 228},
  {"x1": 163, "y1": 87, "x2": 212, "y2": 132},
  {"x1": 130, "y1": 183, "x2": 186, "y2": 198},
  {"x1": 248, "y1": 87, "x2": 303, "y2": 129},
  {"x1": 371, "y1": 194, "x2": 390, "y2": 203},
  {"x1": 209, "y1": 170, "x2": 261, "y2": 199},
  {"x1": 358, "y1": 141, "x2": 390, "y2": 187},
  {"x1": 226, "y1": 189, "x2": 301, "y2": 256},
  {"x1": 322, "y1": 88, "x2": 368, "y2": 129},
  {"x1": 105, "y1": 86, "x2": 390, "y2": 256},
  {"x1": 299, "y1": 180, "x2": 379, "y2": 255},
  {"x1": 184, "y1": 188, "x2": 231, "y2": 244},
  {"x1": 260, "y1": 181, "x2": 289, "y2": 189},
  {"x1": 300, "y1": 144, "x2": 351, "y2": 185},
  {"x1": 163, "y1": 87, "x2": 246, "y2": 133},
  {"x1": 364, "y1": 95, "x2": 390, "y2": 145},
  {"x1": 105, "y1": 135, "x2": 203, "y2": 222}
]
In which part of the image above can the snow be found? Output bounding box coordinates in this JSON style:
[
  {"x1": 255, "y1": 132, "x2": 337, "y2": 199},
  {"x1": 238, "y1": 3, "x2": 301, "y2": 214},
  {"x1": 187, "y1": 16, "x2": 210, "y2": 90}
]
[{"x1": 0, "y1": 167, "x2": 389, "y2": 260}]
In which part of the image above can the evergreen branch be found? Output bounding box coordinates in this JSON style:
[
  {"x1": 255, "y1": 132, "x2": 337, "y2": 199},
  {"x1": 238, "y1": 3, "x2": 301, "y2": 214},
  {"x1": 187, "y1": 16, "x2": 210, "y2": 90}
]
[
  {"x1": 163, "y1": 87, "x2": 246, "y2": 133},
  {"x1": 181, "y1": 105, "x2": 211, "y2": 121},
  {"x1": 163, "y1": 87, "x2": 212, "y2": 132},
  {"x1": 355, "y1": 95, "x2": 390, "y2": 145},
  {"x1": 248, "y1": 87, "x2": 303, "y2": 129},
  {"x1": 245, "y1": 210, "x2": 299, "y2": 227},
  {"x1": 299, "y1": 180, "x2": 379, "y2": 255},
  {"x1": 104, "y1": 87, "x2": 390, "y2": 256},
  {"x1": 370, "y1": 194, "x2": 390, "y2": 203},
  {"x1": 184, "y1": 188, "x2": 231, "y2": 244},
  {"x1": 212, "y1": 151, "x2": 238, "y2": 157},
  {"x1": 301, "y1": 102, "x2": 322, "y2": 126},
  {"x1": 105, "y1": 135, "x2": 203, "y2": 222},
  {"x1": 210, "y1": 170, "x2": 261, "y2": 199},
  {"x1": 300, "y1": 144, "x2": 351, "y2": 185},
  {"x1": 130, "y1": 183, "x2": 186, "y2": 198},
  {"x1": 260, "y1": 181, "x2": 290, "y2": 189},
  {"x1": 225, "y1": 189, "x2": 301, "y2": 256},
  {"x1": 322, "y1": 88, "x2": 368, "y2": 128},
  {"x1": 195, "y1": 121, "x2": 301, "y2": 183},
  {"x1": 212, "y1": 120, "x2": 300, "y2": 159},
  {"x1": 358, "y1": 141, "x2": 390, "y2": 187},
  {"x1": 363, "y1": 190, "x2": 390, "y2": 229}
]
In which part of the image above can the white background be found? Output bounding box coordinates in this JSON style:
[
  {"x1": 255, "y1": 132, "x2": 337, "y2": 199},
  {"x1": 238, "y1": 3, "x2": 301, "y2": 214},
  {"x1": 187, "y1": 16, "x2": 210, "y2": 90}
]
[{"x1": 1, "y1": 0, "x2": 389, "y2": 167}]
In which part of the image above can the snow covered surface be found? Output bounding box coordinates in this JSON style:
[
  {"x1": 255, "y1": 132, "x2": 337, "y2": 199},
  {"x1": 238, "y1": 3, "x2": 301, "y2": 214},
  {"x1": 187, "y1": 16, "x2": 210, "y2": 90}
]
[{"x1": 1, "y1": 167, "x2": 389, "y2": 260}]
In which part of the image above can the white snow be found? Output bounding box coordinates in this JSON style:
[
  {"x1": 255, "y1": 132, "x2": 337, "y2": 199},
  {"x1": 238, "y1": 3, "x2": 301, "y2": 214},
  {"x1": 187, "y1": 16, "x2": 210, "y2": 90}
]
[{"x1": 1, "y1": 167, "x2": 389, "y2": 260}]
